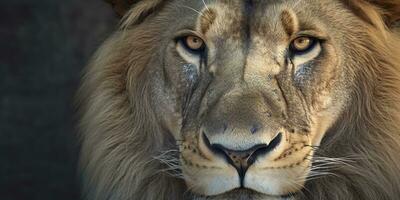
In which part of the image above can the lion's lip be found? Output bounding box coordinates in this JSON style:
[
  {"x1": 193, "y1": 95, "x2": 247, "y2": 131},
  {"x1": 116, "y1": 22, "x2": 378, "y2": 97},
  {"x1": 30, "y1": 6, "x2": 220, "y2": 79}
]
[
  {"x1": 217, "y1": 188, "x2": 298, "y2": 199},
  {"x1": 187, "y1": 131, "x2": 311, "y2": 196}
]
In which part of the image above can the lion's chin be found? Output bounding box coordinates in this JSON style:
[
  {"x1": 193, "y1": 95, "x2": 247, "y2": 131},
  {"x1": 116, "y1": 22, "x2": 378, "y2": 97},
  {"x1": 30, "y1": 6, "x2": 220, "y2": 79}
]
[
  {"x1": 185, "y1": 164, "x2": 307, "y2": 198},
  {"x1": 193, "y1": 188, "x2": 292, "y2": 200}
]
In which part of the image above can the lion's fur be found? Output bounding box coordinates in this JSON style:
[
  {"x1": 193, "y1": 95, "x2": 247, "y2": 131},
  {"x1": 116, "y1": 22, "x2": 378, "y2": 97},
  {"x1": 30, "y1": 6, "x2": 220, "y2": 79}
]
[
  {"x1": 78, "y1": 23, "x2": 187, "y2": 199},
  {"x1": 78, "y1": 0, "x2": 400, "y2": 199},
  {"x1": 298, "y1": 10, "x2": 400, "y2": 200},
  {"x1": 297, "y1": 1, "x2": 400, "y2": 199}
]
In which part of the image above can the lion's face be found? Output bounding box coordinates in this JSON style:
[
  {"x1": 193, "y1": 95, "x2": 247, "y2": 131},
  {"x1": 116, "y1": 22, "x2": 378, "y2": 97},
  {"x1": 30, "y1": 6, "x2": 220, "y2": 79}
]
[
  {"x1": 81, "y1": 0, "x2": 400, "y2": 199},
  {"x1": 146, "y1": 0, "x2": 358, "y2": 198}
]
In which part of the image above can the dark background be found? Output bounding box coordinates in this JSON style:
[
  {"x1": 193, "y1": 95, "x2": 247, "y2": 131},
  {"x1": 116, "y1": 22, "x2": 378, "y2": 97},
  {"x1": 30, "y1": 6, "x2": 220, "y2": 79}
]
[{"x1": 0, "y1": 1, "x2": 117, "y2": 199}]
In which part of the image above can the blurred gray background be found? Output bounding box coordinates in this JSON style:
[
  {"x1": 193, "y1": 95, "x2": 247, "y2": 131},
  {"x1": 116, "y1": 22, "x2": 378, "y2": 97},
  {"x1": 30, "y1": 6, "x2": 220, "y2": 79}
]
[{"x1": 0, "y1": 0, "x2": 118, "y2": 199}]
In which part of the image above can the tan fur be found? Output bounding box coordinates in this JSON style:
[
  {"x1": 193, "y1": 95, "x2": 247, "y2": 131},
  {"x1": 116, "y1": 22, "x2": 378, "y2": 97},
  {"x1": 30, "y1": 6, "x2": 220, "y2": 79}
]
[
  {"x1": 78, "y1": 0, "x2": 400, "y2": 199},
  {"x1": 120, "y1": 0, "x2": 163, "y2": 28},
  {"x1": 78, "y1": 23, "x2": 185, "y2": 200},
  {"x1": 297, "y1": 1, "x2": 400, "y2": 199}
]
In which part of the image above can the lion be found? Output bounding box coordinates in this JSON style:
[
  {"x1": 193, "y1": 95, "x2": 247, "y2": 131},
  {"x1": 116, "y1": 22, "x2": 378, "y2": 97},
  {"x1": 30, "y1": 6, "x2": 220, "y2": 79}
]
[{"x1": 77, "y1": 0, "x2": 400, "y2": 199}]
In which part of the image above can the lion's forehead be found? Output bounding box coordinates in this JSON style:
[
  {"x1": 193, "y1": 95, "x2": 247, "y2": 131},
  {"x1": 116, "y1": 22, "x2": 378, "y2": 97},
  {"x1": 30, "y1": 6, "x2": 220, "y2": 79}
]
[{"x1": 194, "y1": 0, "x2": 328, "y2": 41}]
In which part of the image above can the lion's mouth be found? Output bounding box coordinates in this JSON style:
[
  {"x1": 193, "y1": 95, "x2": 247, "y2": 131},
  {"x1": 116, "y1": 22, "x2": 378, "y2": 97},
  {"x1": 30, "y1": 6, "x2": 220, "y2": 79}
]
[
  {"x1": 180, "y1": 130, "x2": 314, "y2": 197},
  {"x1": 202, "y1": 131, "x2": 284, "y2": 186},
  {"x1": 201, "y1": 188, "x2": 299, "y2": 199}
]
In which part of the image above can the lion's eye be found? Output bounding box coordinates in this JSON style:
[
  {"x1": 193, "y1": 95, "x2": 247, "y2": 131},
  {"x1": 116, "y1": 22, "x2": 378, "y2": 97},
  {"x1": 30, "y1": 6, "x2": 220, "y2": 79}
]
[
  {"x1": 181, "y1": 35, "x2": 205, "y2": 53},
  {"x1": 176, "y1": 34, "x2": 207, "y2": 64},
  {"x1": 290, "y1": 36, "x2": 317, "y2": 54},
  {"x1": 289, "y1": 36, "x2": 322, "y2": 70}
]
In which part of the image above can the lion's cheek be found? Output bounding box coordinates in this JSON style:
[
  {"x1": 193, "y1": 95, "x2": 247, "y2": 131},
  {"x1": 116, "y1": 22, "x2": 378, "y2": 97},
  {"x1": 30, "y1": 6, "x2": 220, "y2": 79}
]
[
  {"x1": 181, "y1": 164, "x2": 240, "y2": 195},
  {"x1": 242, "y1": 142, "x2": 312, "y2": 195},
  {"x1": 308, "y1": 112, "x2": 339, "y2": 148},
  {"x1": 244, "y1": 166, "x2": 310, "y2": 196}
]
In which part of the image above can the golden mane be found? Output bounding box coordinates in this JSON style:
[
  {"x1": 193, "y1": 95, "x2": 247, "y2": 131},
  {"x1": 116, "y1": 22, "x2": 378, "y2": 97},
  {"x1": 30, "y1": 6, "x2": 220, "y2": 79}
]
[
  {"x1": 78, "y1": 1, "x2": 400, "y2": 199},
  {"x1": 78, "y1": 24, "x2": 186, "y2": 199},
  {"x1": 298, "y1": 1, "x2": 400, "y2": 199}
]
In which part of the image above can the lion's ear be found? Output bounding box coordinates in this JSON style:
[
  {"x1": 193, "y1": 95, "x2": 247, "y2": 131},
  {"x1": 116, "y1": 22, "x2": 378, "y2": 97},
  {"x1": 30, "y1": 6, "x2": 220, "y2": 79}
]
[
  {"x1": 366, "y1": 0, "x2": 400, "y2": 27},
  {"x1": 105, "y1": 0, "x2": 163, "y2": 23},
  {"x1": 342, "y1": 0, "x2": 400, "y2": 29},
  {"x1": 105, "y1": 0, "x2": 137, "y2": 17}
]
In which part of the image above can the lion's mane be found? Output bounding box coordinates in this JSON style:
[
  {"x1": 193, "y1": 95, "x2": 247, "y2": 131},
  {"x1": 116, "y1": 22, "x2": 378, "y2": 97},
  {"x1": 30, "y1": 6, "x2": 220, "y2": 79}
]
[{"x1": 78, "y1": 1, "x2": 400, "y2": 199}]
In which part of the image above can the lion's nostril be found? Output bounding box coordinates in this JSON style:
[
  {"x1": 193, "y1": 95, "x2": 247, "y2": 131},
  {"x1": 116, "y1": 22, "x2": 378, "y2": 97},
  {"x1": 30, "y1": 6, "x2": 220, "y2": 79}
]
[
  {"x1": 201, "y1": 131, "x2": 283, "y2": 165},
  {"x1": 247, "y1": 132, "x2": 282, "y2": 165},
  {"x1": 209, "y1": 143, "x2": 266, "y2": 185},
  {"x1": 200, "y1": 131, "x2": 284, "y2": 185},
  {"x1": 265, "y1": 132, "x2": 282, "y2": 152},
  {"x1": 250, "y1": 125, "x2": 260, "y2": 134}
]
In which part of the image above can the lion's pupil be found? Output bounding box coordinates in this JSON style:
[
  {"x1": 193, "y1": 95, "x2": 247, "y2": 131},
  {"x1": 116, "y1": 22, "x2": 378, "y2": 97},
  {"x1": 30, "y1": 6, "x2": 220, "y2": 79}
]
[
  {"x1": 186, "y1": 36, "x2": 203, "y2": 50},
  {"x1": 295, "y1": 37, "x2": 310, "y2": 50}
]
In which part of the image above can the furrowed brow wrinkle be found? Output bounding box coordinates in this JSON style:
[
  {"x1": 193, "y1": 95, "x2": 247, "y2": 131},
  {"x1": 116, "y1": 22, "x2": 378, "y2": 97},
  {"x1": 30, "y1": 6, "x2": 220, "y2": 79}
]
[
  {"x1": 281, "y1": 9, "x2": 299, "y2": 36},
  {"x1": 200, "y1": 8, "x2": 217, "y2": 34},
  {"x1": 295, "y1": 29, "x2": 328, "y2": 40}
]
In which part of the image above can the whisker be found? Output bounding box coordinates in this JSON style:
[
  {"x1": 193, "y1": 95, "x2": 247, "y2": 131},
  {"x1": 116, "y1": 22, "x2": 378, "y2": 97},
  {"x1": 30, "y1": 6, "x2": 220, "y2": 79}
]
[
  {"x1": 202, "y1": 0, "x2": 210, "y2": 12},
  {"x1": 299, "y1": 154, "x2": 363, "y2": 184},
  {"x1": 283, "y1": 177, "x2": 310, "y2": 197},
  {"x1": 180, "y1": 5, "x2": 202, "y2": 15},
  {"x1": 292, "y1": 0, "x2": 303, "y2": 9},
  {"x1": 150, "y1": 148, "x2": 185, "y2": 179}
]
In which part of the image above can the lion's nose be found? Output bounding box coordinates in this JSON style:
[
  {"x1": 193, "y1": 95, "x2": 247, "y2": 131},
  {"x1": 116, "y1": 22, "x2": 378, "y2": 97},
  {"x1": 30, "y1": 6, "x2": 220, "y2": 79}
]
[{"x1": 201, "y1": 132, "x2": 282, "y2": 183}]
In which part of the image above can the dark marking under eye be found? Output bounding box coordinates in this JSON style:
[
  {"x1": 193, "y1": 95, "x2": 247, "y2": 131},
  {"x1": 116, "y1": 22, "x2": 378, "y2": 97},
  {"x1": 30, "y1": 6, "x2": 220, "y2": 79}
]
[
  {"x1": 181, "y1": 63, "x2": 199, "y2": 118},
  {"x1": 294, "y1": 62, "x2": 313, "y2": 83},
  {"x1": 183, "y1": 63, "x2": 199, "y2": 86}
]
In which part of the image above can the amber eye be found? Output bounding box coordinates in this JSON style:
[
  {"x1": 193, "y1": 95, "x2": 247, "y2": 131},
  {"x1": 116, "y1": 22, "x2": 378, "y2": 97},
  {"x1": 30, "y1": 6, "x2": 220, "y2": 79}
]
[
  {"x1": 290, "y1": 36, "x2": 316, "y2": 54},
  {"x1": 183, "y1": 35, "x2": 205, "y2": 52}
]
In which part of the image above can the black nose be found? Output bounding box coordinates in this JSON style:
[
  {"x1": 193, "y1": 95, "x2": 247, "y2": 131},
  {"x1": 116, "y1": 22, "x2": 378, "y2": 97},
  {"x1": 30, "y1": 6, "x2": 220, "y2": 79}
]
[{"x1": 202, "y1": 132, "x2": 282, "y2": 184}]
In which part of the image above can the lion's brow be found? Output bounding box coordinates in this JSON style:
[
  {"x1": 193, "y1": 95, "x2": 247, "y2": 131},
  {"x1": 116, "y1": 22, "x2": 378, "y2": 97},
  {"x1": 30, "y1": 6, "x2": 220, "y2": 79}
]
[{"x1": 280, "y1": 9, "x2": 299, "y2": 37}]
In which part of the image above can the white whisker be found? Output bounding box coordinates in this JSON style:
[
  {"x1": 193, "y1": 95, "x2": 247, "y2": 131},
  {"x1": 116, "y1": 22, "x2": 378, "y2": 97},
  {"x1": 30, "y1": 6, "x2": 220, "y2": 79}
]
[
  {"x1": 150, "y1": 148, "x2": 184, "y2": 179},
  {"x1": 202, "y1": 0, "x2": 210, "y2": 12},
  {"x1": 180, "y1": 5, "x2": 202, "y2": 15}
]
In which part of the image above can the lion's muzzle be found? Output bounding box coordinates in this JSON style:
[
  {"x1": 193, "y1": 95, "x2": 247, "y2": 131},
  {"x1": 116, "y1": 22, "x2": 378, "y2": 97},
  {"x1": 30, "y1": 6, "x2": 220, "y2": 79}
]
[
  {"x1": 179, "y1": 87, "x2": 312, "y2": 196},
  {"x1": 201, "y1": 130, "x2": 283, "y2": 186}
]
